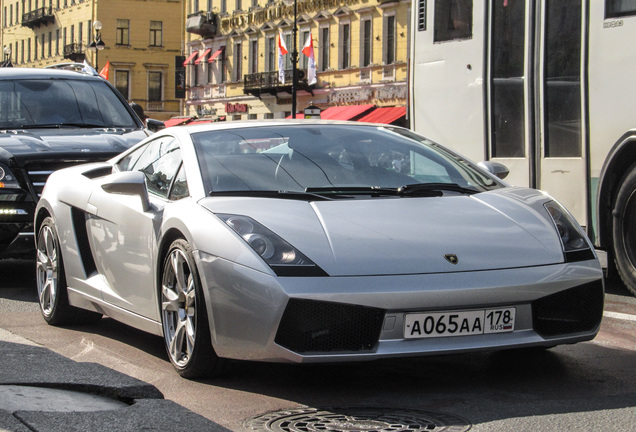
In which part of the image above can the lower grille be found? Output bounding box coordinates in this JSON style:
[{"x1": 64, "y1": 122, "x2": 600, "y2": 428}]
[
  {"x1": 275, "y1": 299, "x2": 385, "y2": 354},
  {"x1": 532, "y1": 280, "x2": 604, "y2": 337}
]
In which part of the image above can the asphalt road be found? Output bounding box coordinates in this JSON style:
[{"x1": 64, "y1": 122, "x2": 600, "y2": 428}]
[{"x1": 0, "y1": 258, "x2": 634, "y2": 431}]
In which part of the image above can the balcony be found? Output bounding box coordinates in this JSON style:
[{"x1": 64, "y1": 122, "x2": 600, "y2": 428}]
[
  {"x1": 22, "y1": 7, "x2": 55, "y2": 29},
  {"x1": 186, "y1": 11, "x2": 218, "y2": 38},
  {"x1": 63, "y1": 43, "x2": 85, "y2": 63},
  {"x1": 243, "y1": 69, "x2": 311, "y2": 98}
]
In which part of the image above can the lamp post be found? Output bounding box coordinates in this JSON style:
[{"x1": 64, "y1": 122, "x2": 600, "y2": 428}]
[
  {"x1": 283, "y1": 0, "x2": 299, "y2": 118},
  {"x1": 88, "y1": 20, "x2": 106, "y2": 70}
]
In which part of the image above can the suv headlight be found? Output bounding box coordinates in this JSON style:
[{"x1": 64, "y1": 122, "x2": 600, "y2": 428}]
[
  {"x1": 219, "y1": 214, "x2": 327, "y2": 277},
  {"x1": 544, "y1": 201, "x2": 595, "y2": 262},
  {"x1": 0, "y1": 163, "x2": 20, "y2": 189}
]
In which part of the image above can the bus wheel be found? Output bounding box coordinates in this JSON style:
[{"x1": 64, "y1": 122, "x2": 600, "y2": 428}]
[{"x1": 612, "y1": 164, "x2": 636, "y2": 296}]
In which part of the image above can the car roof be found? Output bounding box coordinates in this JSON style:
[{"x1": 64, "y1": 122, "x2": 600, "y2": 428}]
[
  {"x1": 0, "y1": 67, "x2": 101, "y2": 81},
  {"x1": 174, "y1": 119, "x2": 398, "y2": 134}
]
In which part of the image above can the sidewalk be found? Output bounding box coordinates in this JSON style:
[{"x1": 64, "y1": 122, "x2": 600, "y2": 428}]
[{"x1": 0, "y1": 329, "x2": 229, "y2": 432}]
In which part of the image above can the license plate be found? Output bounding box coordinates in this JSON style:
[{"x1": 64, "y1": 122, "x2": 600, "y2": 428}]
[{"x1": 404, "y1": 307, "x2": 516, "y2": 339}]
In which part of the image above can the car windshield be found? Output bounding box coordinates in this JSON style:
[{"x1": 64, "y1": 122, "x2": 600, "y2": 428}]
[
  {"x1": 192, "y1": 124, "x2": 502, "y2": 196},
  {"x1": 0, "y1": 79, "x2": 138, "y2": 129}
]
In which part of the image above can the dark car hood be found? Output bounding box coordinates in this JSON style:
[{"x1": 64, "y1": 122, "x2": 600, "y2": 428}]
[{"x1": 0, "y1": 128, "x2": 148, "y2": 166}]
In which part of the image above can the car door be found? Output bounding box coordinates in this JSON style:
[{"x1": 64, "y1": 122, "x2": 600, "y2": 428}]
[{"x1": 86, "y1": 135, "x2": 184, "y2": 320}]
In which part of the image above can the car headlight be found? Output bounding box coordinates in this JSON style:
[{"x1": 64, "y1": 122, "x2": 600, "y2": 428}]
[
  {"x1": 544, "y1": 201, "x2": 595, "y2": 262},
  {"x1": 0, "y1": 163, "x2": 20, "y2": 189},
  {"x1": 219, "y1": 214, "x2": 327, "y2": 276}
]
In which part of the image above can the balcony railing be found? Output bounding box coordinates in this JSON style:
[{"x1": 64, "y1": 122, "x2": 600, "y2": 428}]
[
  {"x1": 22, "y1": 7, "x2": 55, "y2": 29},
  {"x1": 63, "y1": 43, "x2": 85, "y2": 63},
  {"x1": 186, "y1": 11, "x2": 218, "y2": 38},
  {"x1": 243, "y1": 69, "x2": 310, "y2": 97}
]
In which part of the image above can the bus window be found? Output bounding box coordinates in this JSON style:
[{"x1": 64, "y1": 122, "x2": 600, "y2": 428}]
[
  {"x1": 434, "y1": 0, "x2": 472, "y2": 42},
  {"x1": 606, "y1": 0, "x2": 636, "y2": 18},
  {"x1": 544, "y1": 0, "x2": 582, "y2": 158},
  {"x1": 491, "y1": 0, "x2": 526, "y2": 158}
]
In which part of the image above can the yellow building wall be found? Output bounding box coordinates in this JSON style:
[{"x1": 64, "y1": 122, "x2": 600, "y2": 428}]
[{"x1": 184, "y1": 0, "x2": 409, "y2": 120}]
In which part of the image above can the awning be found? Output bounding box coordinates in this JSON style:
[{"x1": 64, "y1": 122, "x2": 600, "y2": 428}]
[
  {"x1": 208, "y1": 47, "x2": 225, "y2": 63},
  {"x1": 183, "y1": 52, "x2": 198, "y2": 66},
  {"x1": 189, "y1": 118, "x2": 215, "y2": 125},
  {"x1": 194, "y1": 48, "x2": 211, "y2": 65},
  {"x1": 357, "y1": 106, "x2": 406, "y2": 124},
  {"x1": 285, "y1": 113, "x2": 305, "y2": 119},
  {"x1": 319, "y1": 104, "x2": 375, "y2": 120},
  {"x1": 164, "y1": 117, "x2": 194, "y2": 128}
]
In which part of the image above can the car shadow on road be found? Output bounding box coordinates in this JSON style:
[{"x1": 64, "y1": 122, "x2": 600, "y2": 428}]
[{"x1": 205, "y1": 343, "x2": 636, "y2": 427}]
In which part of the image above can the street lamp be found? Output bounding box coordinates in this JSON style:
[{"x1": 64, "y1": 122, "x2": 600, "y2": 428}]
[
  {"x1": 88, "y1": 20, "x2": 106, "y2": 69},
  {"x1": 282, "y1": 0, "x2": 299, "y2": 118}
]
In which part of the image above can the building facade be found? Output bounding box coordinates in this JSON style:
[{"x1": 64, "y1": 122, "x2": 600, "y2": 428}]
[
  {"x1": 0, "y1": 0, "x2": 183, "y2": 120},
  {"x1": 183, "y1": 0, "x2": 409, "y2": 122}
]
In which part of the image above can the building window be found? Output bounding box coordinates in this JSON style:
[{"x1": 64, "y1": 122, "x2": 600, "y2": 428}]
[
  {"x1": 285, "y1": 33, "x2": 292, "y2": 69},
  {"x1": 41, "y1": 33, "x2": 45, "y2": 58},
  {"x1": 116, "y1": 19, "x2": 130, "y2": 45},
  {"x1": 249, "y1": 39, "x2": 258, "y2": 74},
  {"x1": 221, "y1": 0, "x2": 227, "y2": 14},
  {"x1": 384, "y1": 14, "x2": 396, "y2": 64},
  {"x1": 339, "y1": 22, "x2": 350, "y2": 69},
  {"x1": 27, "y1": 38, "x2": 31, "y2": 62},
  {"x1": 233, "y1": 41, "x2": 242, "y2": 81},
  {"x1": 265, "y1": 35, "x2": 275, "y2": 72},
  {"x1": 220, "y1": 47, "x2": 227, "y2": 83},
  {"x1": 236, "y1": 0, "x2": 242, "y2": 10},
  {"x1": 361, "y1": 18, "x2": 372, "y2": 67},
  {"x1": 434, "y1": 0, "x2": 472, "y2": 42},
  {"x1": 48, "y1": 31, "x2": 52, "y2": 57},
  {"x1": 55, "y1": 29, "x2": 59, "y2": 55},
  {"x1": 150, "y1": 21, "x2": 162, "y2": 47},
  {"x1": 148, "y1": 71, "x2": 162, "y2": 101},
  {"x1": 320, "y1": 26, "x2": 329, "y2": 72},
  {"x1": 115, "y1": 70, "x2": 130, "y2": 99}
]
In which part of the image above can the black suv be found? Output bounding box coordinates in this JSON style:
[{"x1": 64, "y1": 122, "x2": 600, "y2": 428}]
[{"x1": 0, "y1": 68, "x2": 150, "y2": 258}]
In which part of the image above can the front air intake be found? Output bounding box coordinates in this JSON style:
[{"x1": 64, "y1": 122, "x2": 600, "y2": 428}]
[
  {"x1": 532, "y1": 280, "x2": 604, "y2": 337},
  {"x1": 275, "y1": 299, "x2": 385, "y2": 354}
]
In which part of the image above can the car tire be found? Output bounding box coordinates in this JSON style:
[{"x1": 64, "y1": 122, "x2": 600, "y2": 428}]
[
  {"x1": 36, "y1": 217, "x2": 102, "y2": 325},
  {"x1": 161, "y1": 239, "x2": 224, "y2": 378},
  {"x1": 612, "y1": 163, "x2": 636, "y2": 296}
]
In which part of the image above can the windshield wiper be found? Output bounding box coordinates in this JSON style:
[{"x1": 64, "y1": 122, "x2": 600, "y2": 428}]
[
  {"x1": 18, "y1": 123, "x2": 105, "y2": 129},
  {"x1": 397, "y1": 183, "x2": 478, "y2": 196},
  {"x1": 209, "y1": 189, "x2": 333, "y2": 201},
  {"x1": 305, "y1": 186, "x2": 400, "y2": 196}
]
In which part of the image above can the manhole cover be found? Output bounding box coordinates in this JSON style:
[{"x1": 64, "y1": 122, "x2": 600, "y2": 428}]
[{"x1": 244, "y1": 407, "x2": 471, "y2": 432}]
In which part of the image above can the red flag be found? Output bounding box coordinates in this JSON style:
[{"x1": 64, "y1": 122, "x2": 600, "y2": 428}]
[
  {"x1": 301, "y1": 33, "x2": 317, "y2": 85},
  {"x1": 99, "y1": 61, "x2": 110, "y2": 80},
  {"x1": 278, "y1": 30, "x2": 288, "y2": 84}
]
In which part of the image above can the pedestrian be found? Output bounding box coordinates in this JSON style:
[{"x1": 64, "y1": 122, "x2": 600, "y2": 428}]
[{"x1": 130, "y1": 102, "x2": 148, "y2": 126}]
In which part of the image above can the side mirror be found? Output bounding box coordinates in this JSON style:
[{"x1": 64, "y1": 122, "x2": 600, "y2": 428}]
[
  {"x1": 101, "y1": 171, "x2": 151, "y2": 212},
  {"x1": 146, "y1": 118, "x2": 165, "y2": 133},
  {"x1": 478, "y1": 161, "x2": 510, "y2": 180}
]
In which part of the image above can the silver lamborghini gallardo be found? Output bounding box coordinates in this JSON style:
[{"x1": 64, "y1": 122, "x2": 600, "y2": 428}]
[{"x1": 34, "y1": 121, "x2": 604, "y2": 378}]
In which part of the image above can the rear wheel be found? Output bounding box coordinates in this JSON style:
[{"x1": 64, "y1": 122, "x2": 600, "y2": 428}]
[
  {"x1": 612, "y1": 164, "x2": 636, "y2": 296},
  {"x1": 36, "y1": 217, "x2": 102, "y2": 325},
  {"x1": 161, "y1": 239, "x2": 223, "y2": 378}
]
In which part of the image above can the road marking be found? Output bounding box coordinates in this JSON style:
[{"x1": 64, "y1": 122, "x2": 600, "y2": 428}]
[{"x1": 604, "y1": 311, "x2": 636, "y2": 322}]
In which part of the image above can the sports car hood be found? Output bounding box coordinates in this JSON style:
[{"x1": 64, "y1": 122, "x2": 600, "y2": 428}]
[
  {"x1": 0, "y1": 128, "x2": 147, "y2": 165},
  {"x1": 200, "y1": 187, "x2": 569, "y2": 276}
]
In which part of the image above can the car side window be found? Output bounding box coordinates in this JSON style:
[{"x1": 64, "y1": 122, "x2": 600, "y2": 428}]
[
  {"x1": 117, "y1": 144, "x2": 148, "y2": 172},
  {"x1": 169, "y1": 164, "x2": 189, "y2": 201},
  {"x1": 128, "y1": 136, "x2": 183, "y2": 199}
]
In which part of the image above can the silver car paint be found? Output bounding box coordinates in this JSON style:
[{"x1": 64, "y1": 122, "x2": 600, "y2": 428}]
[{"x1": 34, "y1": 122, "x2": 603, "y2": 364}]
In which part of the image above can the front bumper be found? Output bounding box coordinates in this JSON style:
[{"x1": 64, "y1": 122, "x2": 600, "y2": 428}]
[
  {"x1": 0, "y1": 189, "x2": 37, "y2": 258},
  {"x1": 195, "y1": 253, "x2": 604, "y2": 363}
]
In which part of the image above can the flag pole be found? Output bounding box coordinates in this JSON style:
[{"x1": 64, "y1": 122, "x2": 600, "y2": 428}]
[{"x1": 291, "y1": 0, "x2": 298, "y2": 119}]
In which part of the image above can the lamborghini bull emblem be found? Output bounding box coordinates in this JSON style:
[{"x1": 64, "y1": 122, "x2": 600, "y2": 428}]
[{"x1": 444, "y1": 254, "x2": 458, "y2": 265}]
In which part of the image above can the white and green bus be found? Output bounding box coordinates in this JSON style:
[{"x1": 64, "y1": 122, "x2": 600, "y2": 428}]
[{"x1": 410, "y1": 0, "x2": 636, "y2": 295}]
